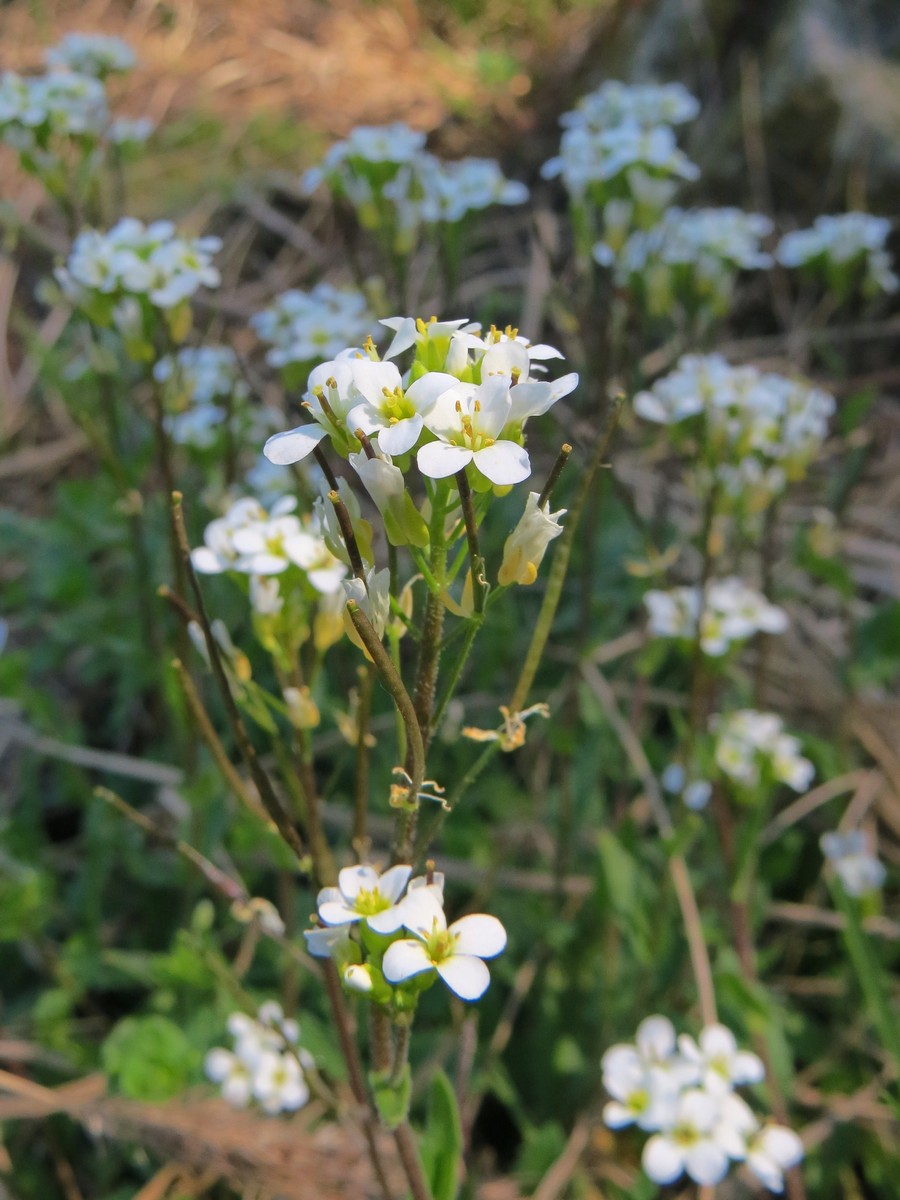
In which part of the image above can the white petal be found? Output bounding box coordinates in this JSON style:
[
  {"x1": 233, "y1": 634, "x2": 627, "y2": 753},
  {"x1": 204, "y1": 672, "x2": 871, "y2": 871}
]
[
  {"x1": 205, "y1": 1048, "x2": 236, "y2": 1082},
  {"x1": 449, "y1": 913, "x2": 507, "y2": 958},
  {"x1": 642, "y1": 1135, "x2": 685, "y2": 1185},
  {"x1": 378, "y1": 414, "x2": 422, "y2": 455},
  {"x1": 401, "y1": 889, "x2": 447, "y2": 938},
  {"x1": 757, "y1": 1126, "x2": 803, "y2": 1168},
  {"x1": 732, "y1": 1050, "x2": 765, "y2": 1084},
  {"x1": 474, "y1": 375, "x2": 513, "y2": 436},
  {"x1": 436, "y1": 954, "x2": 491, "y2": 1000},
  {"x1": 685, "y1": 1141, "x2": 730, "y2": 1186},
  {"x1": 338, "y1": 864, "x2": 380, "y2": 900},
  {"x1": 406, "y1": 372, "x2": 460, "y2": 410},
  {"x1": 379, "y1": 864, "x2": 413, "y2": 903},
  {"x1": 264, "y1": 424, "x2": 327, "y2": 465},
  {"x1": 317, "y1": 901, "x2": 361, "y2": 926},
  {"x1": 700, "y1": 1023, "x2": 737, "y2": 1059},
  {"x1": 365, "y1": 906, "x2": 406, "y2": 934},
  {"x1": 473, "y1": 441, "x2": 531, "y2": 485},
  {"x1": 636, "y1": 1015, "x2": 676, "y2": 1060},
  {"x1": 383, "y1": 938, "x2": 436, "y2": 983},
  {"x1": 417, "y1": 441, "x2": 473, "y2": 479},
  {"x1": 602, "y1": 1100, "x2": 635, "y2": 1129},
  {"x1": 350, "y1": 359, "x2": 402, "y2": 404},
  {"x1": 191, "y1": 547, "x2": 225, "y2": 574}
]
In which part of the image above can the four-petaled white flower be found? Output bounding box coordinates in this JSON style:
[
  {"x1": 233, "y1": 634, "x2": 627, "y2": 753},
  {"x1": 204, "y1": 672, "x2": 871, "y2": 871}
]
[
  {"x1": 253, "y1": 1049, "x2": 310, "y2": 1114},
  {"x1": 346, "y1": 359, "x2": 458, "y2": 455},
  {"x1": 316, "y1": 864, "x2": 414, "y2": 934},
  {"x1": 417, "y1": 376, "x2": 530, "y2": 485},
  {"x1": 746, "y1": 1125, "x2": 805, "y2": 1193},
  {"x1": 642, "y1": 1088, "x2": 731, "y2": 1187},
  {"x1": 677, "y1": 1024, "x2": 765, "y2": 1095},
  {"x1": 382, "y1": 889, "x2": 507, "y2": 1001}
]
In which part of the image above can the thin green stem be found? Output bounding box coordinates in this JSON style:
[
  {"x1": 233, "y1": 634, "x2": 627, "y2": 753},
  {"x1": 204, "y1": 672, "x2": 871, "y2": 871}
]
[
  {"x1": 171, "y1": 492, "x2": 307, "y2": 864},
  {"x1": 509, "y1": 397, "x2": 623, "y2": 715}
]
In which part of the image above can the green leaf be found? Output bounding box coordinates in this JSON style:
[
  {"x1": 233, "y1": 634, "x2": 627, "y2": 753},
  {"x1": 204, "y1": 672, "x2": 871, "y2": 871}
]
[
  {"x1": 102, "y1": 1015, "x2": 198, "y2": 1101},
  {"x1": 420, "y1": 1070, "x2": 462, "y2": 1200},
  {"x1": 369, "y1": 1063, "x2": 412, "y2": 1130}
]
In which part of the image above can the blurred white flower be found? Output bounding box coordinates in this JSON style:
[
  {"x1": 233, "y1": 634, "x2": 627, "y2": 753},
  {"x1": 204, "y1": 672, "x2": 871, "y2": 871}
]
[
  {"x1": 45, "y1": 33, "x2": 136, "y2": 77},
  {"x1": 821, "y1": 831, "x2": 886, "y2": 896}
]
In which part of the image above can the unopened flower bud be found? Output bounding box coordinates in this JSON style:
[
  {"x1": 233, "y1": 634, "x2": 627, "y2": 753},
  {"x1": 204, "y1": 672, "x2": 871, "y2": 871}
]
[{"x1": 498, "y1": 492, "x2": 566, "y2": 586}]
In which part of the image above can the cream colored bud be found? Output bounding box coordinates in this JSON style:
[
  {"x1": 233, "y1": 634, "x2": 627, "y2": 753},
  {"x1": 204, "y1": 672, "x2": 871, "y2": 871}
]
[{"x1": 498, "y1": 492, "x2": 565, "y2": 586}]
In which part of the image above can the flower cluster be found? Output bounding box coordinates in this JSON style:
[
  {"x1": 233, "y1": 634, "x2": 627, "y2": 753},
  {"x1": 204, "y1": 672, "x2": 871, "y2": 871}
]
[
  {"x1": 263, "y1": 317, "x2": 577, "y2": 491},
  {"x1": 154, "y1": 345, "x2": 250, "y2": 448},
  {"x1": 192, "y1": 495, "x2": 346, "y2": 594},
  {"x1": 251, "y1": 284, "x2": 375, "y2": 373},
  {"x1": 0, "y1": 69, "x2": 109, "y2": 146},
  {"x1": 306, "y1": 865, "x2": 507, "y2": 1004},
  {"x1": 0, "y1": 34, "x2": 151, "y2": 194},
  {"x1": 44, "y1": 32, "x2": 137, "y2": 78},
  {"x1": 634, "y1": 354, "x2": 835, "y2": 506},
  {"x1": 711, "y1": 710, "x2": 814, "y2": 793},
  {"x1": 821, "y1": 831, "x2": 886, "y2": 897},
  {"x1": 644, "y1": 578, "x2": 788, "y2": 657},
  {"x1": 776, "y1": 213, "x2": 897, "y2": 298},
  {"x1": 602, "y1": 1015, "x2": 803, "y2": 1191},
  {"x1": 560, "y1": 81, "x2": 700, "y2": 131},
  {"x1": 205, "y1": 1002, "x2": 312, "y2": 1114},
  {"x1": 542, "y1": 80, "x2": 699, "y2": 243},
  {"x1": 302, "y1": 122, "x2": 528, "y2": 247},
  {"x1": 56, "y1": 218, "x2": 221, "y2": 351},
  {"x1": 602, "y1": 206, "x2": 773, "y2": 317}
]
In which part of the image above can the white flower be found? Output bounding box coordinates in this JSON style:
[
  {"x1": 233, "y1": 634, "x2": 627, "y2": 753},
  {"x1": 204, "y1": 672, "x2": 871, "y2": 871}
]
[
  {"x1": 205, "y1": 1048, "x2": 253, "y2": 1107},
  {"x1": 642, "y1": 1088, "x2": 731, "y2": 1187},
  {"x1": 712, "y1": 710, "x2": 814, "y2": 792},
  {"x1": 645, "y1": 579, "x2": 788, "y2": 656},
  {"x1": 382, "y1": 890, "x2": 506, "y2": 1001},
  {"x1": 251, "y1": 284, "x2": 374, "y2": 368},
  {"x1": 108, "y1": 117, "x2": 154, "y2": 145},
  {"x1": 56, "y1": 218, "x2": 221, "y2": 312},
  {"x1": 316, "y1": 863, "x2": 413, "y2": 934},
  {"x1": 252, "y1": 1050, "x2": 310, "y2": 1114},
  {"x1": 560, "y1": 81, "x2": 700, "y2": 132},
  {"x1": 417, "y1": 376, "x2": 530, "y2": 485},
  {"x1": 347, "y1": 358, "x2": 459, "y2": 455},
  {"x1": 380, "y1": 315, "x2": 484, "y2": 369},
  {"x1": 264, "y1": 357, "x2": 364, "y2": 464},
  {"x1": 45, "y1": 33, "x2": 136, "y2": 77},
  {"x1": 776, "y1": 213, "x2": 897, "y2": 295},
  {"x1": 746, "y1": 1125, "x2": 804, "y2": 1192},
  {"x1": 677, "y1": 1024, "x2": 765, "y2": 1095},
  {"x1": 821, "y1": 831, "x2": 886, "y2": 896}
]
